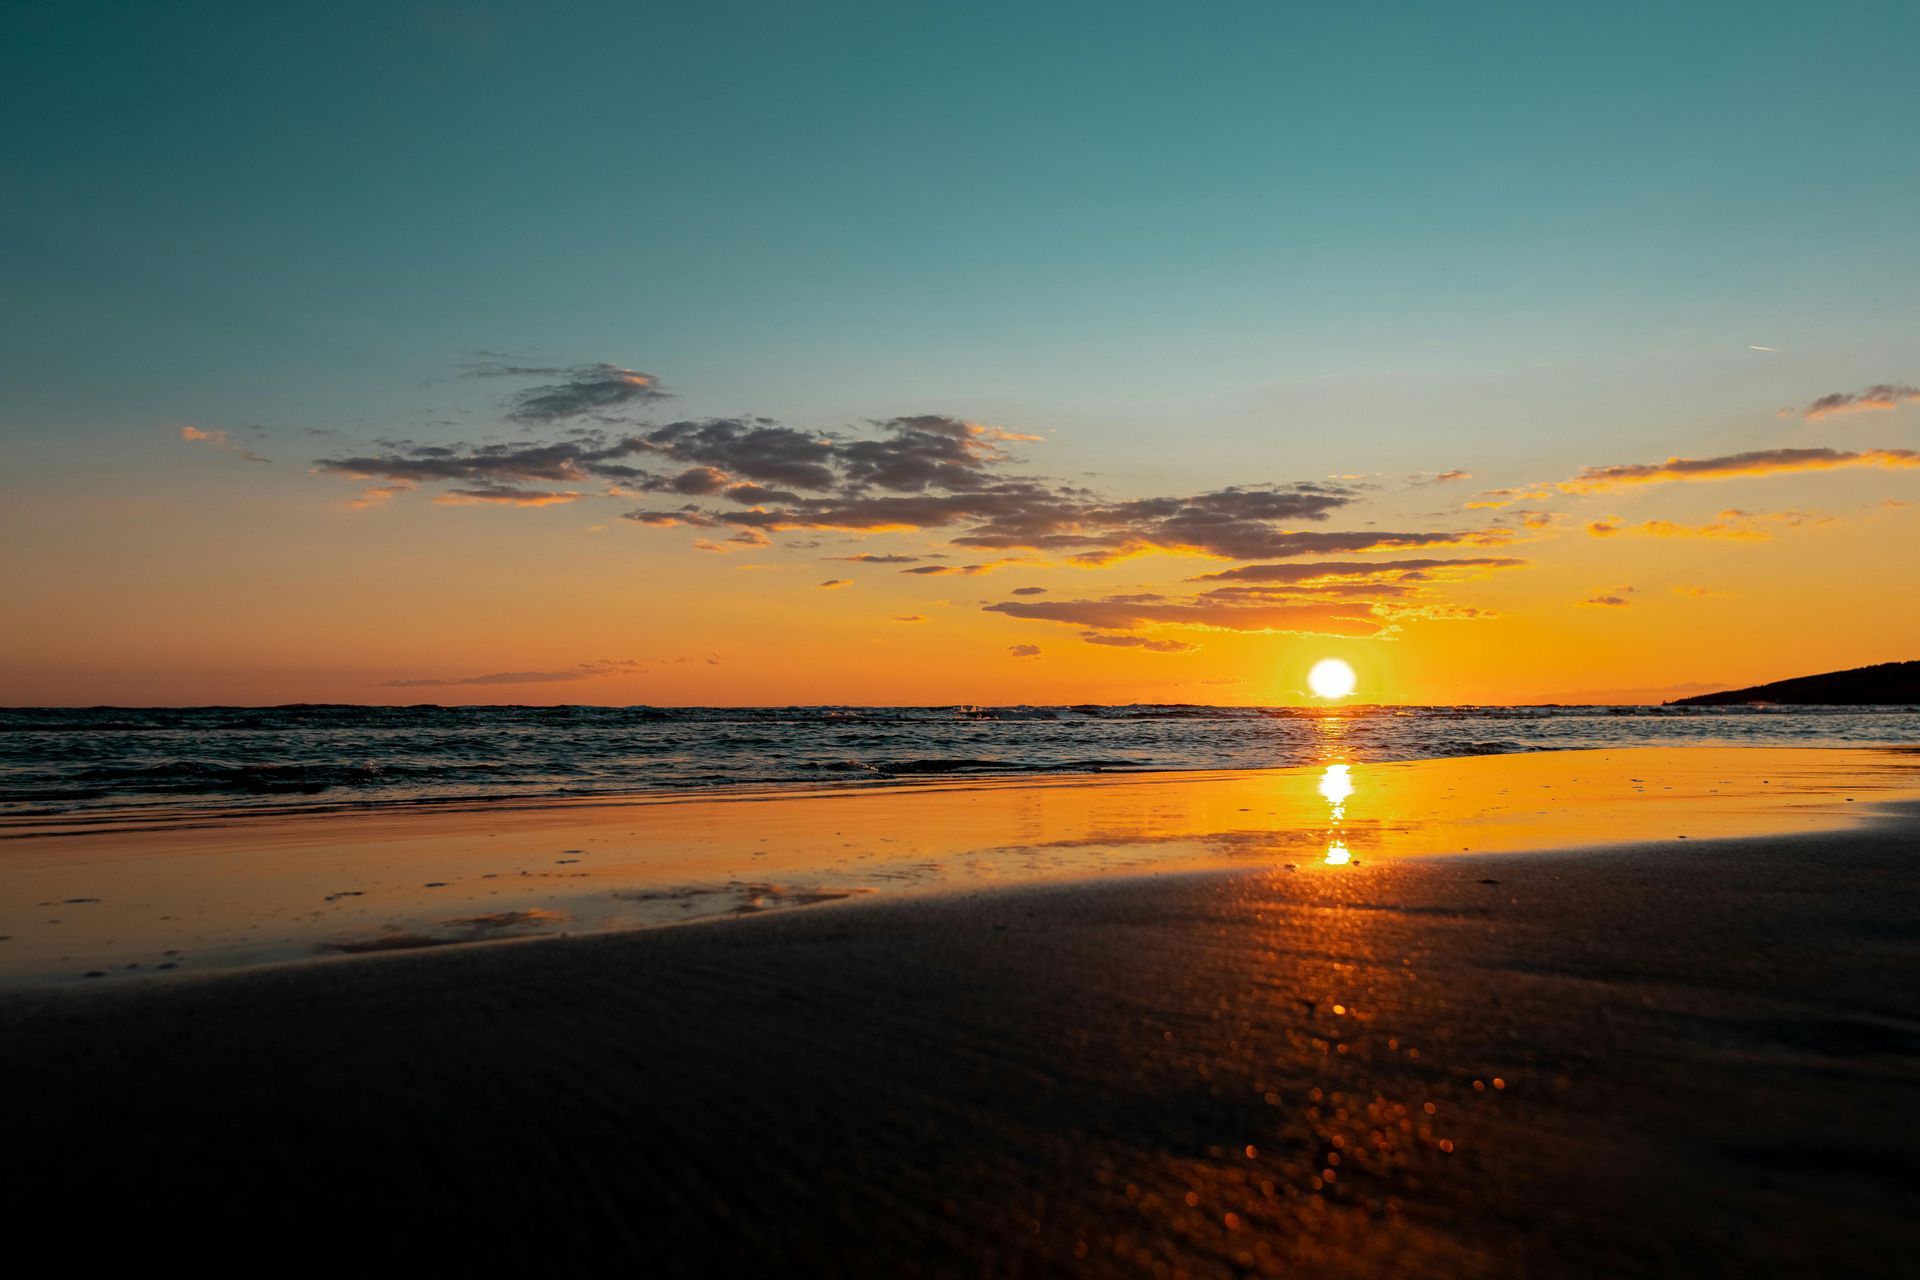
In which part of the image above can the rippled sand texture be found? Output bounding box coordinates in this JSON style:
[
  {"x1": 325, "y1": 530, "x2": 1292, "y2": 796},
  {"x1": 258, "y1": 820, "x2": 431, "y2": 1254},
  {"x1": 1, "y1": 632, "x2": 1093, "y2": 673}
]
[
  {"x1": 5, "y1": 808, "x2": 1918, "y2": 1276},
  {"x1": 2, "y1": 746, "x2": 1916, "y2": 982}
]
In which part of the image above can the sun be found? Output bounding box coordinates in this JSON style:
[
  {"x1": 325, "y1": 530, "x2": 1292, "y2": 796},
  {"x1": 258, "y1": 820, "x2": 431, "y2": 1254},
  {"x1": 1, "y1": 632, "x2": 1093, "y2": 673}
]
[{"x1": 1307, "y1": 657, "x2": 1357, "y2": 700}]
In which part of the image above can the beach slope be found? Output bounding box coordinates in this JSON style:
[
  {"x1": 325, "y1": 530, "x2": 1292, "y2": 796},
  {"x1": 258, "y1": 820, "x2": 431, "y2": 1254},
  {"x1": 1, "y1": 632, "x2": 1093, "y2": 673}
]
[{"x1": 6, "y1": 806, "x2": 1919, "y2": 1276}]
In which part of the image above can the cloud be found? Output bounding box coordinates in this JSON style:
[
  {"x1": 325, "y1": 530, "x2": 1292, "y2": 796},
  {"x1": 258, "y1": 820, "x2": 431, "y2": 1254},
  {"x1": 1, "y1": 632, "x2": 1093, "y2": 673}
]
[
  {"x1": 1008, "y1": 644, "x2": 1042, "y2": 658},
  {"x1": 327, "y1": 365, "x2": 1509, "y2": 570},
  {"x1": 1010, "y1": 586, "x2": 1048, "y2": 596},
  {"x1": 1080, "y1": 632, "x2": 1198, "y2": 653},
  {"x1": 1585, "y1": 509, "x2": 1830, "y2": 540},
  {"x1": 1801, "y1": 383, "x2": 1920, "y2": 421},
  {"x1": 893, "y1": 615, "x2": 925, "y2": 623},
  {"x1": 381, "y1": 658, "x2": 645, "y2": 687},
  {"x1": 1412, "y1": 469, "x2": 1473, "y2": 485},
  {"x1": 981, "y1": 553, "x2": 1524, "y2": 642},
  {"x1": 693, "y1": 530, "x2": 771, "y2": 553},
  {"x1": 1582, "y1": 587, "x2": 1636, "y2": 607},
  {"x1": 1559, "y1": 448, "x2": 1920, "y2": 493},
  {"x1": 984, "y1": 595, "x2": 1386, "y2": 637},
  {"x1": 1672, "y1": 585, "x2": 1726, "y2": 598},
  {"x1": 462, "y1": 362, "x2": 669, "y2": 423},
  {"x1": 1192, "y1": 557, "x2": 1525, "y2": 584},
  {"x1": 901, "y1": 563, "x2": 996, "y2": 576},
  {"x1": 818, "y1": 579, "x2": 851, "y2": 589},
  {"x1": 1465, "y1": 485, "x2": 1548, "y2": 509},
  {"x1": 433, "y1": 487, "x2": 586, "y2": 507},
  {"x1": 347, "y1": 481, "x2": 415, "y2": 508},
  {"x1": 179, "y1": 426, "x2": 269, "y2": 464},
  {"x1": 831, "y1": 553, "x2": 925, "y2": 564}
]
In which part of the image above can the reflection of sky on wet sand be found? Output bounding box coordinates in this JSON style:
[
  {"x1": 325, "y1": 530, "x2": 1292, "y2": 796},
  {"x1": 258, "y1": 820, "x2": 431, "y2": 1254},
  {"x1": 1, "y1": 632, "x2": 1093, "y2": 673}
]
[{"x1": 1, "y1": 746, "x2": 1915, "y2": 985}]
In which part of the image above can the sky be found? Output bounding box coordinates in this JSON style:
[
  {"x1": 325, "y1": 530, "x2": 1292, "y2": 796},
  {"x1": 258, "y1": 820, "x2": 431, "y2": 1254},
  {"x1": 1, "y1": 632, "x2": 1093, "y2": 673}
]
[{"x1": 2, "y1": 0, "x2": 1917, "y2": 705}]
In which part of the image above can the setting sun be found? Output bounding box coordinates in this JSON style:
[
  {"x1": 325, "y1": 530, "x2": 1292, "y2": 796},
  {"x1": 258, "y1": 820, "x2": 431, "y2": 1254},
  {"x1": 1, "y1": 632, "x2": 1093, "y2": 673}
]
[{"x1": 1307, "y1": 658, "x2": 1358, "y2": 700}]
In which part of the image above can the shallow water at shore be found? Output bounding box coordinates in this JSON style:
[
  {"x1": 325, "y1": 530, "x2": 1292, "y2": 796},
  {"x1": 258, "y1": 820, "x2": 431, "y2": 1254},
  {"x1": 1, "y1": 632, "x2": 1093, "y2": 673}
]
[{"x1": 3, "y1": 745, "x2": 1915, "y2": 986}]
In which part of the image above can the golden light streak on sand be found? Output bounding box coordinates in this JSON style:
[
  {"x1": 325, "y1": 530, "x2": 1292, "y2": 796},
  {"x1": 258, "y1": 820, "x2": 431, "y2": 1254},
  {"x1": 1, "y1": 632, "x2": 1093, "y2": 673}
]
[{"x1": 1, "y1": 746, "x2": 1915, "y2": 985}]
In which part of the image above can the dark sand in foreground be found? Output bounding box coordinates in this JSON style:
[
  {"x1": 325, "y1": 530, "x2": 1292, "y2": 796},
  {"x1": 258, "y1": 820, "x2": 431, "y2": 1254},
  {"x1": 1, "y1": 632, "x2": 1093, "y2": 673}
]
[{"x1": 6, "y1": 809, "x2": 1919, "y2": 1277}]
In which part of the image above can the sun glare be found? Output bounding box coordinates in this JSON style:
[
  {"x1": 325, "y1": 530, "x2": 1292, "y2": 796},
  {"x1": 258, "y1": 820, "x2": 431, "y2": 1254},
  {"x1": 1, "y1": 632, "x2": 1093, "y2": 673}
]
[{"x1": 1307, "y1": 658, "x2": 1357, "y2": 700}]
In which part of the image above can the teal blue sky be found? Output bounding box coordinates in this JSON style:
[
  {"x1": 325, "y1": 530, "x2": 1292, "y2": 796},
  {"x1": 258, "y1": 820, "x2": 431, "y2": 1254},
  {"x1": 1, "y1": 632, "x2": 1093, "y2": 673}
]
[{"x1": 6, "y1": 1, "x2": 1917, "y2": 474}]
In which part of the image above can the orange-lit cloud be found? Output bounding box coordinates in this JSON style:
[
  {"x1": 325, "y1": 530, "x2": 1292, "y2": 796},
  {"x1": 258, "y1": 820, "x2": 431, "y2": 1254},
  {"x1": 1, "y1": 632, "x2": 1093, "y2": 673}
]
[
  {"x1": 179, "y1": 425, "x2": 269, "y2": 464},
  {"x1": 1801, "y1": 383, "x2": 1920, "y2": 421},
  {"x1": 1585, "y1": 509, "x2": 1831, "y2": 539},
  {"x1": 1559, "y1": 448, "x2": 1920, "y2": 493},
  {"x1": 431, "y1": 488, "x2": 586, "y2": 507},
  {"x1": 1081, "y1": 633, "x2": 1199, "y2": 653},
  {"x1": 1465, "y1": 485, "x2": 1548, "y2": 508},
  {"x1": 984, "y1": 595, "x2": 1385, "y2": 637},
  {"x1": 347, "y1": 481, "x2": 416, "y2": 508},
  {"x1": 1192, "y1": 556, "x2": 1525, "y2": 585}
]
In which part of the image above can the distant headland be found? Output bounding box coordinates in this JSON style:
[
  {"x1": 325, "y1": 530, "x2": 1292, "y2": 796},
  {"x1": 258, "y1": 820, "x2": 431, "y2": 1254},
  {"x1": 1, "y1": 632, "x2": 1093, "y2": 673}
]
[{"x1": 1669, "y1": 661, "x2": 1920, "y2": 706}]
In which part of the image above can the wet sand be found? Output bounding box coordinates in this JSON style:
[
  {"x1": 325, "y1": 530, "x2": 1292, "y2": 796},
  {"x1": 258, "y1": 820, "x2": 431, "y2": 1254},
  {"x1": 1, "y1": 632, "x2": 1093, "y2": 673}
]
[{"x1": 4, "y1": 752, "x2": 1919, "y2": 1276}]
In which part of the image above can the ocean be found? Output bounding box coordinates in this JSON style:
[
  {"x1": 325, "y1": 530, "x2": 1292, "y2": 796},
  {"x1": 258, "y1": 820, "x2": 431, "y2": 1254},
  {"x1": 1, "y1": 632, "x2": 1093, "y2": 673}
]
[{"x1": 3, "y1": 703, "x2": 1916, "y2": 820}]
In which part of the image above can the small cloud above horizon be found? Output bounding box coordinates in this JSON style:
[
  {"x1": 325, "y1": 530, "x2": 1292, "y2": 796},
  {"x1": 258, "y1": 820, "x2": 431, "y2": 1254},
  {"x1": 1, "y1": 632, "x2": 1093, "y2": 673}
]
[
  {"x1": 1800, "y1": 382, "x2": 1920, "y2": 421},
  {"x1": 179, "y1": 426, "x2": 269, "y2": 464}
]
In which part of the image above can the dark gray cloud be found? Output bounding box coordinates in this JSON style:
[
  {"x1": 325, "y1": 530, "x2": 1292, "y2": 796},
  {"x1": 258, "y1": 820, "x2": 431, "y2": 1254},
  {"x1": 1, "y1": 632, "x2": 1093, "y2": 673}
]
[
  {"x1": 436, "y1": 485, "x2": 585, "y2": 507},
  {"x1": 1010, "y1": 586, "x2": 1048, "y2": 596},
  {"x1": 901, "y1": 563, "x2": 994, "y2": 576},
  {"x1": 1008, "y1": 644, "x2": 1042, "y2": 658},
  {"x1": 984, "y1": 595, "x2": 1385, "y2": 637},
  {"x1": 1802, "y1": 383, "x2": 1920, "y2": 421},
  {"x1": 831, "y1": 553, "x2": 925, "y2": 564},
  {"x1": 1559, "y1": 447, "x2": 1920, "y2": 492},
  {"x1": 472, "y1": 363, "x2": 669, "y2": 423},
  {"x1": 324, "y1": 362, "x2": 1509, "y2": 578}
]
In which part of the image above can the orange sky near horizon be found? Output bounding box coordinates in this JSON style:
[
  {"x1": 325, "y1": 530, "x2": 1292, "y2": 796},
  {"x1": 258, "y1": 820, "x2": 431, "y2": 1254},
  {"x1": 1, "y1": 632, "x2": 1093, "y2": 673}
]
[{"x1": 4, "y1": 380, "x2": 1915, "y2": 707}]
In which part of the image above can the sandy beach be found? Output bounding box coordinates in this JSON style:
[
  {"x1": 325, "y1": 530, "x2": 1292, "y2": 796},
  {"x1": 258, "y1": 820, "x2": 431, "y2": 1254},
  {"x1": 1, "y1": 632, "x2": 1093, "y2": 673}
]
[{"x1": 4, "y1": 748, "x2": 1919, "y2": 1276}]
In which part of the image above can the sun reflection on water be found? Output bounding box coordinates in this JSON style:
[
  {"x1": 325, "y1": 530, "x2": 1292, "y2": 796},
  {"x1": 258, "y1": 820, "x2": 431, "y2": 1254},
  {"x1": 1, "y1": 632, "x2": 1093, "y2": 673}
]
[{"x1": 1318, "y1": 763, "x2": 1355, "y2": 865}]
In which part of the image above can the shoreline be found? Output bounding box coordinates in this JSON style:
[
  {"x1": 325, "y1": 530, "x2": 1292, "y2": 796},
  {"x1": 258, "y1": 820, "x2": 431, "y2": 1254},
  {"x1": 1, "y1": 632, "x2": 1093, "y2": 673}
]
[
  {"x1": 3, "y1": 745, "x2": 1917, "y2": 987},
  {"x1": 6, "y1": 811, "x2": 1919, "y2": 1275},
  {"x1": 10, "y1": 738, "x2": 1918, "y2": 833}
]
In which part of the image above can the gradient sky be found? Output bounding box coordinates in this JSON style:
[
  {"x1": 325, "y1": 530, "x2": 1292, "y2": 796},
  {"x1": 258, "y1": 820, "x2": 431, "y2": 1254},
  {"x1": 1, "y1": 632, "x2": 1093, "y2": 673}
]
[{"x1": 3, "y1": 0, "x2": 1917, "y2": 705}]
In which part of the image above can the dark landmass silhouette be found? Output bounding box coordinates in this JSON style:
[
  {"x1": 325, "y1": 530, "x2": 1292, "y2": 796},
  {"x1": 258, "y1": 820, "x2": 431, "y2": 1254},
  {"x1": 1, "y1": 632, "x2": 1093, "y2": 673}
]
[{"x1": 1669, "y1": 660, "x2": 1920, "y2": 706}]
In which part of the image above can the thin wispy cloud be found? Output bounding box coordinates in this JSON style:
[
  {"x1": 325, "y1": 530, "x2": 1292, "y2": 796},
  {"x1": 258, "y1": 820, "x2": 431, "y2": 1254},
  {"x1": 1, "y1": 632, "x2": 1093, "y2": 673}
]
[
  {"x1": 1080, "y1": 632, "x2": 1198, "y2": 653},
  {"x1": 1559, "y1": 448, "x2": 1920, "y2": 493},
  {"x1": 179, "y1": 426, "x2": 269, "y2": 464},
  {"x1": 1585, "y1": 509, "x2": 1830, "y2": 540},
  {"x1": 381, "y1": 658, "x2": 646, "y2": 687},
  {"x1": 433, "y1": 487, "x2": 587, "y2": 507}
]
